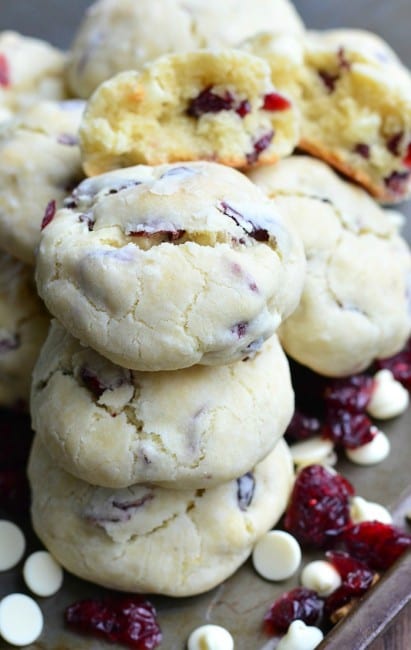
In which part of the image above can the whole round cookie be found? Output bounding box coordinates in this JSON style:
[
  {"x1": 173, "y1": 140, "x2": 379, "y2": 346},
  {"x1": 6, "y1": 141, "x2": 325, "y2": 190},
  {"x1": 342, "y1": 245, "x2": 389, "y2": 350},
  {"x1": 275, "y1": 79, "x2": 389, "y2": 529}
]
[
  {"x1": 0, "y1": 100, "x2": 85, "y2": 265},
  {"x1": 36, "y1": 162, "x2": 305, "y2": 371},
  {"x1": 244, "y1": 28, "x2": 411, "y2": 203},
  {"x1": 248, "y1": 157, "x2": 411, "y2": 376},
  {"x1": 79, "y1": 49, "x2": 299, "y2": 174},
  {"x1": 31, "y1": 321, "x2": 294, "y2": 488},
  {"x1": 67, "y1": 0, "x2": 304, "y2": 98},
  {"x1": 0, "y1": 31, "x2": 67, "y2": 120},
  {"x1": 0, "y1": 252, "x2": 49, "y2": 408},
  {"x1": 29, "y1": 436, "x2": 294, "y2": 597}
]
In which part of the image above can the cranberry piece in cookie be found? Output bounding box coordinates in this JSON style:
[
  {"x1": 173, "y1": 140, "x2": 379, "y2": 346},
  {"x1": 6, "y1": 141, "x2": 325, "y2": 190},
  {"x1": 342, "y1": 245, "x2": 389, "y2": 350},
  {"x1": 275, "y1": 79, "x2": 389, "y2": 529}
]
[
  {"x1": 245, "y1": 29, "x2": 411, "y2": 202},
  {"x1": 0, "y1": 53, "x2": 10, "y2": 87},
  {"x1": 79, "y1": 50, "x2": 298, "y2": 174}
]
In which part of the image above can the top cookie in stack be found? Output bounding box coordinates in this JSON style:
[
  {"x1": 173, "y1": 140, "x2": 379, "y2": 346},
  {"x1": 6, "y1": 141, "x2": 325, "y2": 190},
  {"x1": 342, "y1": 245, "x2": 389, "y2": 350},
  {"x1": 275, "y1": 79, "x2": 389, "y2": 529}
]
[{"x1": 36, "y1": 162, "x2": 305, "y2": 371}]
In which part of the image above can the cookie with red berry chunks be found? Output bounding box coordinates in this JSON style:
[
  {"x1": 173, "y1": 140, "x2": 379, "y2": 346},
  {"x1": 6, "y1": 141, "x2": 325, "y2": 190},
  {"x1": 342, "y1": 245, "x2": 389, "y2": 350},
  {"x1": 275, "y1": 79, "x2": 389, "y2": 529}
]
[
  {"x1": 248, "y1": 156, "x2": 411, "y2": 377},
  {"x1": 0, "y1": 99, "x2": 85, "y2": 265},
  {"x1": 66, "y1": 0, "x2": 305, "y2": 99},
  {"x1": 0, "y1": 31, "x2": 67, "y2": 122},
  {"x1": 0, "y1": 252, "x2": 49, "y2": 409},
  {"x1": 35, "y1": 162, "x2": 305, "y2": 371},
  {"x1": 79, "y1": 49, "x2": 299, "y2": 174},
  {"x1": 31, "y1": 321, "x2": 294, "y2": 489},
  {"x1": 28, "y1": 435, "x2": 294, "y2": 597},
  {"x1": 243, "y1": 28, "x2": 411, "y2": 203}
]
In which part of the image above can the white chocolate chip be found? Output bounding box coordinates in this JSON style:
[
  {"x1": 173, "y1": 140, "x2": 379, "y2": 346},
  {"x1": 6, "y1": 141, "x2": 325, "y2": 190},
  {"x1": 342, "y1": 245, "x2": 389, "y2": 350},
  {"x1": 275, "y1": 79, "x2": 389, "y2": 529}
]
[
  {"x1": 300, "y1": 560, "x2": 342, "y2": 597},
  {"x1": 350, "y1": 496, "x2": 392, "y2": 525},
  {"x1": 345, "y1": 430, "x2": 390, "y2": 465},
  {"x1": 276, "y1": 620, "x2": 324, "y2": 650},
  {"x1": 252, "y1": 530, "x2": 301, "y2": 581},
  {"x1": 23, "y1": 551, "x2": 64, "y2": 597},
  {"x1": 367, "y1": 370, "x2": 409, "y2": 420},
  {"x1": 0, "y1": 594, "x2": 43, "y2": 646},
  {"x1": 187, "y1": 624, "x2": 234, "y2": 650},
  {"x1": 290, "y1": 437, "x2": 336, "y2": 468},
  {"x1": 0, "y1": 520, "x2": 26, "y2": 571}
]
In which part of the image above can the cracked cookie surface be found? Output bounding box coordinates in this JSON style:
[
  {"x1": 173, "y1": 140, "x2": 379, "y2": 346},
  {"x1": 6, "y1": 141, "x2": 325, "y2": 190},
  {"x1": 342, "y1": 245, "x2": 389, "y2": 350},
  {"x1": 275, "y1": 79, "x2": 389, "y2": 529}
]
[
  {"x1": 79, "y1": 49, "x2": 299, "y2": 173},
  {"x1": 248, "y1": 156, "x2": 411, "y2": 376},
  {"x1": 36, "y1": 162, "x2": 305, "y2": 371},
  {"x1": 0, "y1": 100, "x2": 84, "y2": 264},
  {"x1": 0, "y1": 252, "x2": 49, "y2": 408},
  {"x1": 31, "y1": 321, "x2": 293, "y2": 488},
  {"x1": 28, "y1": 435, "x2": 294, "y2": 597},
  {"x1": 66, "y1": 0, "x2": 304, "y2": 99}
]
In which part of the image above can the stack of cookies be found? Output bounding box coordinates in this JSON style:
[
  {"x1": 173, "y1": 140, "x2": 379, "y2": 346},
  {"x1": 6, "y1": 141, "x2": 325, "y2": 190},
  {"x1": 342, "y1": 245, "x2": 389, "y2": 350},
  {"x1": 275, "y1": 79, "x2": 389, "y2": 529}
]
[
  {"x1": 2, "y1": 0, "x2": 410, "y2": 608},
  {"x1": 28, "y1": 161, "x2": 306, "y2": 596}
]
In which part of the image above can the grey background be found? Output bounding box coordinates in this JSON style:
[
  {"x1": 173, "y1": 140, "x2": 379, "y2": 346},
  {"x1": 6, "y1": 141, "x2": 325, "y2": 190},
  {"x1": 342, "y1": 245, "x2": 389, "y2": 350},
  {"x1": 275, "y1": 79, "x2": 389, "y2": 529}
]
[
  {"x1": 0, "y1": 0, "x2": 410, "y2": 62},
  {"x1": 0, "y1": 0, "x2": 410, "y2": 234}
]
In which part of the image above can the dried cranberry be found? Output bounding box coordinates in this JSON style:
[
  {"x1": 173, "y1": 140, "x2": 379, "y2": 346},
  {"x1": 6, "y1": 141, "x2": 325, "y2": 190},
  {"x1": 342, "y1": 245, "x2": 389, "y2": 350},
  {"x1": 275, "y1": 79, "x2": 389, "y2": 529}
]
[
  {"x1": 375, "y1": 339, "x2": 411, "y2": 391},
  {"x1": 324, "y1": 375, "x2": 375, "y2": 413},
  {"x1": 236, "y1": 472, "x2": 255, "y2": 511},
  {"x1": 58, "y1": 133, "x2": 79, "y2": 146},
  {"x1": 218, "y1": 201, "x2": 270, "y2": 242},
  {"x1": 127, "y1": 226, "x2": 185, "y2": 242},
  {"x1": 323, "y1": 411, "x2": 376, "y2": 449},
  {"x1": 354, "y1": 143, "x2": 370, "y2": 159},
  {"x1": 80, "y1": 367, "x2": 107, "y2": 398},
  {"x1": 65, "y1": 595, "x2": 162, "y2": 650},
  {"x1": 284, "y1": 410, "x2": 323, "y2": 444},
  {"x1": 324, "y1": 551, "x2": 375, "y2": 618},
  {"x1": 386, "y1": 132, "x2": 403, "y2": 156},
  {"x1": 41, "y1": 199, "x2": 57, "y2": 230},
  {"x1": 318, "y1": 70, "x2": 339, "y2": 92},
  {"x1": 284, "y1": 465, "x2": 354, "y2": 548},
  {"x1": 79, "y1": 213, "x2": 95, "y2": 231},
  {"x1": 187, "y1": 86, "x2": 234, "y2": 117},
  {"x1": 262, "y1": 92, "x2": 291, "y2": 111},
  {"x1": 236, "y1": 99, "x2": 251, "y2": 118},
  {"x1": 403, "y1": 142, "x2": 411, "y2": 168},
  {"x1": 341, "y1": 521, "x2": 411, "y2": 571},
  {"x1": 337, "y1": 47, "x2": 351, "y2": 70},
  {"x1": 384, "y1": 170, "x2": 410, "y2": 195},
  {"x1": 0, "y1": 333, "x2": 20, "y2": 354},
  {"x1": 246, "y1": 130, "x2": 274, "y2": 165},
  {"x1": 0, "y1": 53, "x2": 10, "y2": 87},
  {"x1": 264, "y1": 587, "x2": 323, "y2": 635},
  {"x1": 231, "y1": 321, "x2": 248, "y2": 338}
]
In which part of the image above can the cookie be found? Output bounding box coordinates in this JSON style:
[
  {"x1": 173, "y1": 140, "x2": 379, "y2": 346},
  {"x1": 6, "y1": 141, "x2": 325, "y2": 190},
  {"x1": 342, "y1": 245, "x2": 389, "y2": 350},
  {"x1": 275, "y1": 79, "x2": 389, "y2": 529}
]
[
  {"x1": 0, "y1": 100, "x2": 84, "y2": 265},
  {"x1": 0, "y1": 252, "x2": 49, "y2": 408},
  {"x1": 79, "y1": 49, "x2": 299, "y2": 174},
  {"x1": 36, "y1": 162, "x2": 305, "y2": 371},
  {"x1": 248, "y1": 155, "x2": 395, "y2": 223},
  {"x1": 248, "y1": 157, "x2": 411, "y2": 376},
  {"x1": 31, "y1": 321, "x2": 294, "y2": 488},
  {"x1": 67, "y1": 0, "x2": 304, "y2": 98},
  {"x1": 0, "y1": 31, "x2": 67, "y2": 119},
  {"x1": 243, "y1": 29, "x2": 411, "y2": 203},
  {"x1": 28, "y1": 435, "x2": 294, "y2": 597}
]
